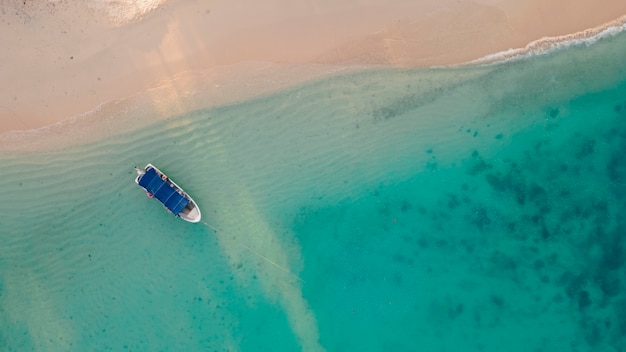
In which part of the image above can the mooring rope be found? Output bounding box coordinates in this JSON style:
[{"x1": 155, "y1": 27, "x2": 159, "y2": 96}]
[{"x1": 200, "y1": 221, "x2": 305, "y2": 283}]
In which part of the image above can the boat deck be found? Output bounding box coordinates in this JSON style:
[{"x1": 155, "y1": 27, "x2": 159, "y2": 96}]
[{"x1": 138, "y1": 167, "x2": 190, "y2": 215}]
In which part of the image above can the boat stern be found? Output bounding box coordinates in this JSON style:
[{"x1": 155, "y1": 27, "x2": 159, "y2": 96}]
[{"x1": 134, "y1": 166, "x2": 146, "y2": 184}]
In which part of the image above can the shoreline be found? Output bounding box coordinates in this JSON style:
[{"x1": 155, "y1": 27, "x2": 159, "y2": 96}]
[
  {"x1": 2, "y1": 0, "x2": 626, "y2": 149},
  {"x1": 0, "y1": 62, "x2": 373, "y2": 151},
  {"x1": 468, "y1": 14, "x2": 626, "y2": 66}
]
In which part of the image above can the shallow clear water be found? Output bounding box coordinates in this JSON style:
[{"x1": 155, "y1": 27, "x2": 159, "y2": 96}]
[{"x1": 1, "y1": 30, "x2": 626, "y2": 351}]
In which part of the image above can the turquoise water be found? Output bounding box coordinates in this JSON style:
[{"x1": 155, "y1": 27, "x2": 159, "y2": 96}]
[{"x1": 2, "y1": 30, "x2": 626, "y2": 351}]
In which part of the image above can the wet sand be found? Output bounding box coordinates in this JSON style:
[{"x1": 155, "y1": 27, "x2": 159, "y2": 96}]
[{"x1": 1, "y1": 0, "x2": 626, "y2": 133}]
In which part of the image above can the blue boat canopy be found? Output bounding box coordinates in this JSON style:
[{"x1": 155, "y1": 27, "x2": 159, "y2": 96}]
[{"x1": 138, "y1": 167, "x2": 189, "y2": 216}]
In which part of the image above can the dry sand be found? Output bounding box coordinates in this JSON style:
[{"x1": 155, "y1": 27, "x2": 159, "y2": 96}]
[{"x1": 1, "y1": 0, "x2": 626, "y2": 134}]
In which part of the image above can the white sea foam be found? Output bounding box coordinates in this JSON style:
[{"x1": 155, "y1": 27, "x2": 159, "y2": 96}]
[{"x1": 469, "y1": 15, "x2": 626, "y2": 65}]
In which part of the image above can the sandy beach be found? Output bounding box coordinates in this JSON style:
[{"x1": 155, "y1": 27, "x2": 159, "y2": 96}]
[{"x1": 1, "y1": 0, "x2": 626, "y2": 134}]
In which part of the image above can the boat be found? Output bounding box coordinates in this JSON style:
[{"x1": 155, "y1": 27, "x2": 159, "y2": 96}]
[{"x1": 134, "y1": 163, "x2": 202, "y2": 223}]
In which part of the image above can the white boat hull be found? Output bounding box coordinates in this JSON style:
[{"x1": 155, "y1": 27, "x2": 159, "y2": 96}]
[{"x1": 134, "y1": 163, "x2": 202, "y2": 223}]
